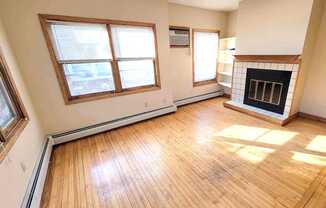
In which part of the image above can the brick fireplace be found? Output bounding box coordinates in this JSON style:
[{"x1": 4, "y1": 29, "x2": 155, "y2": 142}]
[{"x1": 224, "y1": 55, "x2": 301, "y2": 125}]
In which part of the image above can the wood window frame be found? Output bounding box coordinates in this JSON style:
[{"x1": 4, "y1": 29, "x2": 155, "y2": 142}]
[
  {"x1": 0, "y1": 48, "x2": 29, "y2": 162},
  {"x1": 192, "y1": 28, "x2": 220, "y2": 87},
  {"x1": 39, "y1": 14, "x2": 161, "y2": 105}
]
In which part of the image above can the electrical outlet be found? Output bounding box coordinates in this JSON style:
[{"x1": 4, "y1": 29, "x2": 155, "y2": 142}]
[{"x1": 144, "y1": 102, "x2": 149, "y2": 107}]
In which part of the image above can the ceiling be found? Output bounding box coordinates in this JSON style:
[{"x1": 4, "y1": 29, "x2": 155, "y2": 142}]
[{"x1": 168, "y1": 0, "x2": 240, "y2": 11}]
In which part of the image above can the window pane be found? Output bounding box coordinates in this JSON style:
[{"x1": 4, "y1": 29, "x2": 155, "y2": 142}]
[
  {"x1": 63, "y1": 62, "x2": 115, "y2": 96},
  {"x1": 194, "y1": 32, "x2": 219, "y2": 82},
  {"x1": 0, "y1": 78, "x2": 16, "y2": 128},
  {"x1": 118, "y1": 60, "x2": 155, "y2": 89},
  {"x1": 50, "y1": 22, "x2": 112, "y2": 60},
  {"x1": 111, "y1": 25, "x2": 155, "y2": 58}
]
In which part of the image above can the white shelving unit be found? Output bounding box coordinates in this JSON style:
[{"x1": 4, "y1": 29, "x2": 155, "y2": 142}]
[{"x1": 218, "y1": 37, "x2": 236, "y2": 90}]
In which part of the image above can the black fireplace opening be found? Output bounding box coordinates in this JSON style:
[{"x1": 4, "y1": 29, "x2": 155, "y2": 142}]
[{"x1": 244, "y1": 68, "x2": 292, "y2": 115}]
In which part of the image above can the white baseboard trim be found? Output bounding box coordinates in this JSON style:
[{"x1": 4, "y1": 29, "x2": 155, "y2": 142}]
[
  {"x1": 21, "y1": 137, "x2": 53, "y2": 208},
  {"x1": 51, "y1": 104, "x2": 177, "y2": 145},
  {"x1": 174, "y1": 90, "x2": 224, "y2": 107}
]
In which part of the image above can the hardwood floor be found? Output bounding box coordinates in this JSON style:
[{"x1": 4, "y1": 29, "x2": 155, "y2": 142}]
[{"x1": 41, "y1": 98, "x2": 326, "y2": 208}]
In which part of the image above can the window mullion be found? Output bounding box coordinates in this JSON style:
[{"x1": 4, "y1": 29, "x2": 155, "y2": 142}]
[
  {"x1": 106, "y1": 24, "x2": 123, "y2": 93},
  {"x1": 0, "y1": 129, "x2": 6, "y2": 143}
]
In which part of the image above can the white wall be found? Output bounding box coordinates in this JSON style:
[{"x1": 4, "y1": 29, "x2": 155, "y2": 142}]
[
  {"x1": 0, "y1": 0, "x2": 173, "y2": 134},
  {"x1": 168, "y1": 3, "x2": 227, "y2": 100},
  {"x1": 300, "y1": 2, "x2": 326, "y2": 117},
  {"x1": 0, "y1": 20, "x2": 45, "y2": 208},
  {"x1": 236, "y1": 0, "x2": 314, "y2": 55}
]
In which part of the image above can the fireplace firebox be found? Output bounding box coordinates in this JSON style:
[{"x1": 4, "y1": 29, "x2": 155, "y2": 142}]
[{"x1": 244, "y1": 68, "x2": 292, "y2": 114}]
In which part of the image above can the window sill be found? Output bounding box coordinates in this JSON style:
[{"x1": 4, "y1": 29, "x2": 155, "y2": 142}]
[
  {"x1": 193, "y1": 79, "x2": 217, "y2": 87},
  {"x1": 0, "y1": 118, "x2": 29, "y2": 163},
  {"x1": 66, "y1": 85, "x2": 161, "y2": 105}
]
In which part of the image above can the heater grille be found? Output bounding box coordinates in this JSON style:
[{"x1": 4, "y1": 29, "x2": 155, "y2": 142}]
[{"x1": 248, "y1": 79, "x2": 283, "y2": 106}]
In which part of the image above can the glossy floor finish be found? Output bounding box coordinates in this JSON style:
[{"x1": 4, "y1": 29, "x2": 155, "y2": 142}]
[{"x1": 41, "y1": 98, "x2": 326, "y2": 208}]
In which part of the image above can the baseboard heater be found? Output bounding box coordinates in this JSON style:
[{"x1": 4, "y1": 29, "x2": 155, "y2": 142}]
[
  {"x1": 21, "y1": 137, "x2": 53, "y2": 208},
  {"x1": 21, "y1": 92, "x2": 221, "y2": 207},
  {"x1": 50, "y1": 104, "x2": 177, "y2": 145},
  {"x1": 174, "y1": 90, "x2": 224, "y2": 107}
]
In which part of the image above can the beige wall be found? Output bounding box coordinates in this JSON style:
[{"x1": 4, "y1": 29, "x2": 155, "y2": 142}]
[
  {"x1": 0, "y1": 20, "x2": 45, "y2": 208},
  {"x1": 226, "y1": 10, "x2": 238, "y2": 37},
  {"x1": 291, "y1": 0, "x2": 326, "y2": 115},
  {"x1": 168, "y1": 3, "x2": 227, "y2": 100},
  {"x1": 300, "y1": 2, "x2": 326, "y2": 117},
  {"x1": 0, "y1": 0, "x2": 173, "y2": 134},
  {"x1": 236, "y1": 0, "x2": 314, "y2": 55}
]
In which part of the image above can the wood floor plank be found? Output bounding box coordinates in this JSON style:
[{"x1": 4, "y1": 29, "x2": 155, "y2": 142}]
[{"x1": 41, "y1": 98, "x2": 326, "y2": 208}]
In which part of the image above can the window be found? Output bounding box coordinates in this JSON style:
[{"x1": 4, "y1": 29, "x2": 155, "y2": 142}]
[
  {"x1": 192, "y1": 29, "x2": 219, "y2": 86},
  {"x1": 39, "y1": 15, "x2": 160, "y2": 104},
  {"x1": 111, "y1": 25, "x2": 157, "y2": 89},
  {"x1": 0, "y1": 49, "x2": 28, "y2": 159}
]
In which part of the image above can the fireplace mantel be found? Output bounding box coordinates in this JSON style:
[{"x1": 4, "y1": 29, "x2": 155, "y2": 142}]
[{"x1": 234, "y1": 55, "x2": 301, "y2": 64}]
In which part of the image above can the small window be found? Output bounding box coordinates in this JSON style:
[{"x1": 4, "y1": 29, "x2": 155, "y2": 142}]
[
  {"x1": 0, "y1": 49, "x2": 28, "y2": 159},
  {"x1": 39, "y1": 15, "x2": 161, "y2": 104},
  {"x1": 193, "y1": 29, "x2": 219, "y2": 86}
]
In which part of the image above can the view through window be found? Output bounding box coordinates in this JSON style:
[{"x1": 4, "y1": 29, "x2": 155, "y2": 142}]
[
  {"x1": 40, "y1": 15, "x2": 160, "y2": 103},
  {"x1": 193, "y1": 30, "x2": 219, "y2": 85}
]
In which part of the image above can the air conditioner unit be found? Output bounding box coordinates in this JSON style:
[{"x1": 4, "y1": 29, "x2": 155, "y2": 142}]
[{"x1": 169, "y1": 26, "x2": 190, "y2": 48}]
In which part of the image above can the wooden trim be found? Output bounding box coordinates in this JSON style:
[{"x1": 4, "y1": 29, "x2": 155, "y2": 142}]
[
  {"x1": 193, "y1": 79, "x2": 217, "y2": 87},
  {"x1": 234, "y1": 55, "x2": 301, "y2": 64},
  {"x1": 223, "y1": 101, "x2": 283, "y2": 125},
  {"x1": 0, "y1": 48, "x2": 29, "y2": 163},
  {"x1": 39, "y1": 14, "x2": 156, "y2": 27},
  {"x1": 192, "y1": 28, "x2": 220, "y2": 33},
  {"x1": 298, "y1": 112, "x2": 326, "y2": 123},
  {"x1": 39, "y1": 14, "x2": 161, "y2": 104},
  {"x1": 0, "y1": 119, "x2": 28, "y2": 162},
  {"x1": 170, "y1": 45, "x2": 190, "y2": 48},
  {"x1": 152, "y1": 24, "x2": 161, "y2": 88},
  {"x1": 192, "y1": 28, "x2": 220, "y2": 87},
  {"x1": 223, "y1": 94, "x2": 231, "y2": 99},
  {"x1": 223, "y1": 101, "x2": 297, "y2": 126},
  {"x1": 66, "y1": 86, "x2": 161, "y2": 105},
  {"x1": 106, "y1": 24, "x2": 122, "y2": 93},
  {"x1": 282, "y1": 112, "x2": 299, "y2": 126},
  {"x1": 39, "y1": 15, "x2": 71, "y2": 103}
]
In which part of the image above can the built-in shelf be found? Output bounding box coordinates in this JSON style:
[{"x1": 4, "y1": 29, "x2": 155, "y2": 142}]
[
  {"x1": 218, "y1": 81, "x2": 232, "y2": 88},
  {"x1": 218, "y1": 37, "x2": 236, "y2": 89},
  {"x1": 218, "y1": 71, "x2": 232, "y2": 76}
]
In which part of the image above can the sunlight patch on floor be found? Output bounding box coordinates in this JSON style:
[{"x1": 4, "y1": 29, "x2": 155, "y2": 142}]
[
  {"x1": 306, "y1": 135, "x2": 326, "y2": 153},
  {"x1": 236, "y1": 146, "x2": 275, "y2": 163},
  {"x1": 292, "y1": 152, "x2": 326, "y2": 166},
  {"x1": 222, "y1": 142, "x2": 245, "y2": 152},
  {"x1": 216, "y1": 125, "x2": 269, "y2": 141},
  {"x1": 216, "y1": 125, "x2": 297, "y2": 145},
  {"x1": 256, "y1": 130, "x2": 297, "y2": 145}
]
